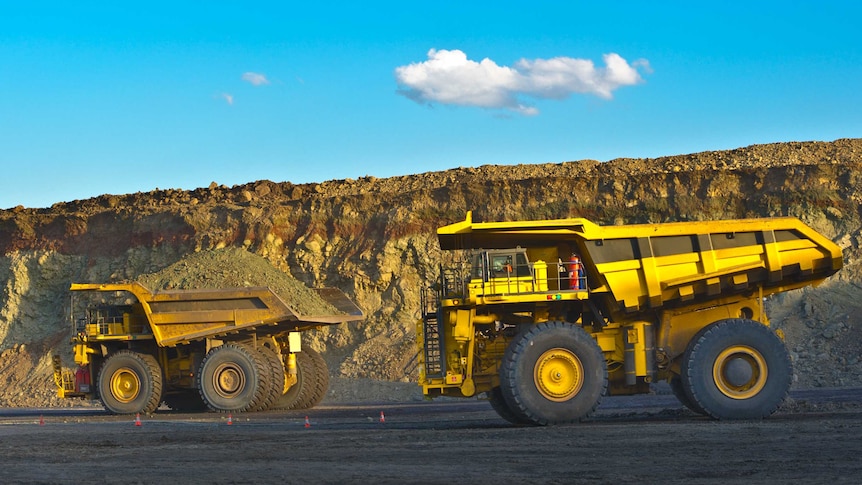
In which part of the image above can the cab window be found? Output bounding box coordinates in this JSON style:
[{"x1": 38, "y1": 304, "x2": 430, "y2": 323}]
[{"x1": 491, "y1": 255, "x2": 514, "y2": 277}]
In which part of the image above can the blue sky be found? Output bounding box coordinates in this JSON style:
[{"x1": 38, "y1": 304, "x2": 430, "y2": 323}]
[{"x1": 1, "y1": 1, "x2": 861, "y2": 209}]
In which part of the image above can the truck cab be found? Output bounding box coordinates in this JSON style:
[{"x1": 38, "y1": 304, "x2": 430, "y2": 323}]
[{"x1": 468, "y1": 249, "x2": 542, "y2": 297}]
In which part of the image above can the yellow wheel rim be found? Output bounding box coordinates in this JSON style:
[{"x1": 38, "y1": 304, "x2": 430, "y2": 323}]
[
  {"x1": 713, "y1": 345, "x2": 767, "y2": 399},
  {"x1": 213, "y1": 363, "x2": 245, "y2": 398},
  {"x1": 534, "y1": 348, "x2": 584, "y2": 402},
  {"x1": 110, "y1": 368, "x2": 141, "y2": 404}
]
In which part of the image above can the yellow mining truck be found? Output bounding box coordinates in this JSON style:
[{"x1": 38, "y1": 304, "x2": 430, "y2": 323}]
[
  {"x1": 417, "y1": 212, "x2": 843, "y2": 424},
  {"x1": 53, "y1": 283, "x2": 362, "y2": 414}
]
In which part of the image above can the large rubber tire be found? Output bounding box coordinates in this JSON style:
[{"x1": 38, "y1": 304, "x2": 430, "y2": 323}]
[
  {"x1": 273, "y1": 351, "x2": 315, "y2": 409},
  {"x1": 681, "y1": 318, "x2": 791, "y2": 420},
  {"x1": 256, "y1": 345, "x2": 285, "y2": 411},
  {"x1": 304, "y1": 347, "x2": 329, "y2": 409},
  {"x1": 499, "y1": 321, "x2": 607, "y2": 426},
  {"x1": 488, "y1": 386, "x2": 531, "y2": 425},
  {"x1": 669, "y1": 375, "x2": 706, "y2": 415},
  {"x1": 197, "y1": 343, "x2": 268, "y2": 413},
  {"x1": 98, "y1": 350, "x2": 163, "y2": 415}
]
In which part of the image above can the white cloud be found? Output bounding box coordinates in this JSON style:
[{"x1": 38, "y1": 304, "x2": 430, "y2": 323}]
[
  {"x1": 242, "y1": 72, "x2": 270, "y2": 86},
  {"x1": 395, "y1": 49, "x2": 649, "y2": 115},
  {"x1": 220, "y1": 93, "x2": 234, "y2": 105}
]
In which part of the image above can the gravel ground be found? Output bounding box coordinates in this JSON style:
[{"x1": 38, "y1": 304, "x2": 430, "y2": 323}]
[{"x1": 1, "y1": 388, "x2": 861, "y2": 484}]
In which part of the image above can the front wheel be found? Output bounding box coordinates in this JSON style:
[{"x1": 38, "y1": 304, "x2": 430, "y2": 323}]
[
  {"x1": 681, "y1": 319, "x2": 791, "y2": 420},
  {"x1": 98, "y1": 350, "x2": 163, "y2": 415},
  {"x1": 487, "y1": 386, "x2": 530, "y2": 425},
  {"x1": 669, "y1": 375, "x2": 706, "y2": 415},
  {"x1": 499, "y1": 321, "x2": 607, "y2": 425}
]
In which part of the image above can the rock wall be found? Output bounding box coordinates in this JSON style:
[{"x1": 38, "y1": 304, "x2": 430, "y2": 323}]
[{"x1": 2, "y1": 139, "x2": 862, "y2": 406}]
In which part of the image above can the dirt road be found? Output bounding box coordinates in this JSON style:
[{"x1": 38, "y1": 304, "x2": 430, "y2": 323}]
[{"x1": 1, "y1": 388, "x2": 861, "y2": 484}]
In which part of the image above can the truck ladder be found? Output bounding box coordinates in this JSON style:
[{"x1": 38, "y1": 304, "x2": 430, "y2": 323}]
[{"x1": 421, "y1": 287, "x2": 446, "y2": 378}]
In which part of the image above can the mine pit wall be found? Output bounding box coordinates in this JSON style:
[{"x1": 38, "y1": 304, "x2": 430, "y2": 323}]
[{"x1": 2, "y1": 139, "x2": 862, "y2": 407}]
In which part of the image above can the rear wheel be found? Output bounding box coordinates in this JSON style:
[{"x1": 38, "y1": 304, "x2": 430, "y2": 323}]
[
  {"x1": 274, "y1": 351, "x2": 316, "y2": 409},
  {"x1": 500, "y1": 321, "x2": 607, "y2": 425},
  {"x1": 274, "y1": 348, "x2": 330, "y2": 410},
  {"x1": 255, "y1": 345, "x2": 285, "y2": 411},
  {"x1": 304, "y1": 348, "x2": 329, "y2": 408},
  {"x1": 98, "y1": 351, "x2": 163, "y2": 415},
  {"x1": 681, "y1": 319, "x2": 791, "y2": 420},
  {"x1": 198, "y1": 343, "x2": 267, "y2": 413}
]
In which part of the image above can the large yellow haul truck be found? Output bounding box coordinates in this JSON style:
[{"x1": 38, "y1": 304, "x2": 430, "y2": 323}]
[
  {"x1": 54, "y1": 283, "x2": 362, "y2": 414},
  {"x1": 418, "y1": 212, "x2": 843, "y2": 424}
]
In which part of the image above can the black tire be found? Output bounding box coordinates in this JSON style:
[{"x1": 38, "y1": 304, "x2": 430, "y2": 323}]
[
  {"x1": 98, "y1": 350, "x2": 163, "y2": 415},
  {"x1": 162, "y1": 390, "x2": 208, "y2": 412},
  {"x1": 499, "y1": 321, "x2": 607, "y2": 426},
  {"x1": 681, "y1": 318, "x2": 791, "y2": 420},
  {"x1": 303, "y1": 347, "x2": 329, "y2": 408},
  {"x1": 255, "y1": 345, "x2": 285, "y2": 411},
  {"x1": 669, "y1": 375, "x2": 706, "y2": 415},
  {"x1": 197, "y1": 343, "x2": 268, "y2": 413},
  {"x1": 273, "y1": 351, "x2": 316, "y2": 410},
  {"x1": 488, "y1": 386, "x2": 531, "y2": 425}
]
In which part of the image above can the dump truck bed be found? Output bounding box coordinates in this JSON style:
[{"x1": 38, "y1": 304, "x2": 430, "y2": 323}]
[
  {"x1": 71, "y1": 283, "x2": 363, "y2": 346},
  {"x1": 437, "y1": 212, "x2": 843, "y2": 313}
]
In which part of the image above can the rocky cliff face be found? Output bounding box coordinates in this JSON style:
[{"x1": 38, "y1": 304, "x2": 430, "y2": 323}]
[{"x1": 2, "y1": 139, "x2": 862, "y2": 406}]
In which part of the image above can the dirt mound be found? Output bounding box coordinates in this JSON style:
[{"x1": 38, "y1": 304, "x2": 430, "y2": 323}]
[{"x1": 136, "y1": 248, "x2": 341, "y2": 316}]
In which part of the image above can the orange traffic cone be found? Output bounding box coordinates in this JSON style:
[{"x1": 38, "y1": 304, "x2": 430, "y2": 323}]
[
  {"x1": 134, "y1": 413, "x2": 142, "y2": 427},
  {"x1": 379, "y1": 411, "x2": 385, "y2": 423},
  {"x1": 304, "y1": 416, "x2": 311, "y2": 428},
  {"x1": 227, "y1": 413, "x2": 233, "y2": 426}
]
